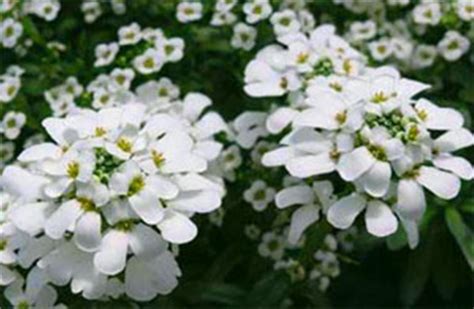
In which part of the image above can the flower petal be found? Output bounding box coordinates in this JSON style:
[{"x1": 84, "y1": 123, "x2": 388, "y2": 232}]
[
  {"x1": 417, "y1": 166, "x2": 461, "y2": 199},
  {"x1": 286, "y1": 153, "x2": 335, "y2": 178},
  {"x1": 45, "y1": 200, "x2": 82, "y2": 240},
  {"x1": 129, "y1": 189, "x2": 165, "y2": 225},
  {"x1": 157, "y1": 211, "x2": 197, "y2": 244},
  {"x1": 288, "y1": 205, "x2": 319, "y2": 244},
  {"x1": 433, "y1": 154, "x2": 473, "y2": 180},
  {"x1": 337, "y1": 147, "x2": 375, "y2": 181},
  {"x1": 94, "y1": 230, "x2": 128, "y2": 276},
  {"x1": 74, "y1": 212, "x2": 102, "y2": 252},
  {"x1": 327, "y1": 194, "x2": 366, "y2": 229},
  {"x1": 275, "y1": 185, "x2": 314, "y2": 209},
  {"x1": 397, "y1": 179, "x2": 426, "y2": 221},
  {"x1": 360, "y1": 161, "x2": 391, "y2": 198},
  {"x1": 128, "y1": 224, "x2": 167, "y2": 259},
  {"x1": 365, "y1": 200, "x2": 398, "y2": 237}
]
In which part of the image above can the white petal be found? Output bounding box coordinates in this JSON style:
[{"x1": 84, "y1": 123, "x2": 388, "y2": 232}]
[
  {"x1": 365, "y1": 200, "x2": 398, "y2": 237},
  {"x1": 361, "y1": 161, "x2": 391, "y2": 198},
  {"x1": 193, "y1": 141, "x2": 222, "y2": 161},
  {"x1": 157, "y1": 211, "x2": 197, "y2": 244},
  {"x1": 261, "y1": 147, "x2": 295, "y2": 167},
  {"x1": 337, "y1": 147, "x2": 375, "y2": 181},
  {"x1": 397, "y1": 215, "x2": 419, "y2": 249},
  {"x1": 433, "y1": 155, "x2": 473, "y2": 180},
  {"x1": 147, "y1": 175, "x2": 179, "y2": 199},
  {"x1": 293, "y1": 108, "x2": 338, "y2": 129},
  {"x1": 128, "y1": 224, "x2": 167, "y2": 259},
  {"x1": 417, "y1": 166, "x2": 461, "y2": 199},
  {"x1": 18, "y1": 143, "x2": 62, "y2": 162},
  {"x1": 183, "y1": 92, "x2": 212, "y2": 122},
  {"x1": 44, "y1": 178, "x2": 72, "y2": 198},
  {"x1": 94, "y1": 230, "x2": 128, "y2": 276},
  {"x1": 10, "y1": 202, "x2": 54, "y2": 236},
  {"x1": 397, "y1": 179, "x2": 426, "y2": 221},
  {"x1": 168, "y1": 190, "x2": 222, "y2": 213},
  {"x1": 327, "y1": 194, "x2": 366, "y2": 229},
  {"x1": 45, "y1": 200, "x2": 82, "y2": 239},
  {"x1": 74, "y1": 212, "x2": 102, "y2": 252},
  {"x1": 434, "y1": 128, "x2": 474, "y2": 153},
  {"x1": 415, "y1": 99, "x2": 463, "y2": 130},
  {"x1": 0, "y1": 265, "x2": 18, "y2": 285},
  {"x1": 266, "y1": 108, "x2": 297, "y2": 134},
  {"x1": 1, "y1": 166, "x2": 49, "y2": 202},
  {"x1": 275, "y1": 185, "x2": 314, "y2": 209},
  {"x1": 125, "y1": 257, "x2": 160, "y2": 301},
  {"x1": 129, "y1": 189, "x2": 165, "y2": 225},
  {"x1": 286, "y1": 153, "x2": 335, "y2": 178},
  {"x1": 288, "y1": 205, "x2": 319, "y2": 244}
]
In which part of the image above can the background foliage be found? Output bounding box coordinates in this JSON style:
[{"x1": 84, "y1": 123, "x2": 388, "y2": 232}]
[{"x1": 1, "y1": 0, "x2": 473, "y2": 307}]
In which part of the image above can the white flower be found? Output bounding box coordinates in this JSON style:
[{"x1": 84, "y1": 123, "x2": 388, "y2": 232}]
[
  {"x1": 94, "y1": 43, "x2": 119, "y2": 67},
  {"x1": 298, "y1": 9, "x2": 316, "y2": 33},
  {"x1": 391, "y1": 37, "x2": 414, "y2": 60},
  {"x1": 244, "y1": 46, "x2": 301, "y2": 97},
  {"x1": 220, "y1": 145, "x2": 243, "y2": 171},
  {"x1": 270, "y1": 10, "x2": 301, "y2": 37},
  {"x1": 258, "y1": 231, "x2": 285, "y2": 260},
  {"x1": 349, "y1": 20, "x2": 376, "y2": 42},
  {"x1": 368, "y1": 38, "x2": 393, "y2": 61},
  {"x1": 0, "y1": 141, "x2": 15, "y2": 167},
  {"x1": 158, "y1": 37, "x2": 185, "y2": 63},
  {"x1": 109, "y1": 68, "x2": 135, "y2": 91},
  {"x1": 275, "y1": 180, "x2": 336, "y2": 244},
  {"x1": 437, "y1": 31, "x2": 470, "y2": 62},
  {"x1": 215, "y1": 0, "x2": 237, "y2": 12},
  {"x1": 136, "y1": 77, "x2": 180, "y2": 107},
  {"x1": 0, "y1": 18, "x2": 23, "y2": 48},
  {"x1": 232, "y1": 111, "x2": 269, "y2": 148},
  {"x1": 29, "y1": 0, "x2": 60, "y2": 21},
  {"x1": 244, "y1": 180, "x2": 275, "y2": 211},
  {"x1": 413, "y1": 2, "x2": 441, "y2": 26},
  {"x1": 1, "y1": 111, "x2": 26, "y2": 140},
  {"x1": 243, "y1": 0, "x2": 273, "y2": 24},
  {"x1": 176, "y1": 1, "x2": 203, "y2": 23},
  {"x1": 328, "y1": 192, "x2": 399, "y2": 237},
  {"x1": 412, "y1": 44, "x2": 437, "y2": 69},
  {"x1": 118, "y1": 22, "x2": 142, "y2": 45},
  {"x1": 456, "y1": 0, "x2": 474, "y2": 21},
  {"x1": 4, "y1": 270, "x2": 62, "y2": 308},
  {"x1": 210, "y1": 10, "x2": 237, "y2": 26},
  {"x1": 0, "y1": 75, "x2": 20, "y2": 103},
  {"x1": 133, "y1": 48, "x2": 164, "y2": 74},
  {"x1": 231, "y1": 23, "x2": 257, "y2": 51},
  {"x1": 81, "y1": 1, "x2": 103, "y2": 24}
]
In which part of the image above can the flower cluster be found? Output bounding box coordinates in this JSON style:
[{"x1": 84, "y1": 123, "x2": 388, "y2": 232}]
[
  {"x1": 336, "y1": 0, "x2": 473, "y2": 69},
  {"x1": 1, "y1": 94, "x2": 226, "y2": 302},
  {"x1": 93, "y1": 22, "x2": 184, "y2": 74},
  {"x1": 1, "y1": 0, "x2": 60, "y2": 50},
  {"x1": 81, "y1": 0, "x2": 126, "y2": 24},
  {"x1": 244, "y1": 24, "x2": 474, "y2": 247}
]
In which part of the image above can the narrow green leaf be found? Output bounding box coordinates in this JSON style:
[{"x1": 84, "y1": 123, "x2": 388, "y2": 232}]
[{"x1": 445, "y1": 208, "x2": 474, "y2": 270}]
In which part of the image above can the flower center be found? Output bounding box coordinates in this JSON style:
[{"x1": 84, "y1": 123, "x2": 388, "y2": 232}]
[
  {"x1": 128, "y1": 175, "x2": 145, "y2": 196},
  {"x1": 254, "y1": 189, "x2": 266, "y2": 201},
  {"x1": 114, "y1": 219, "x2": 135, "y2": 232},
  {"x1": 370, "y1": 91, "x2": 389, "y2": 104},
  {"x1": 151, "y1": 150, "x2": 165, "y2": 167},
  {"x1": 117, "y1": 137, "x2": 133, "y2": 153},
  {"x1": 367, "y1": 144, "x2": 387, "y2": 161},
  {"x1": 0, "y1": 239, "x2": 7, "y2": 251},
  {"x1": 77, "y1": 197, "x2": 96, "y2": 212},
  {"x1": 67, "y1": 161, "x2": 80, "y2": 179}
]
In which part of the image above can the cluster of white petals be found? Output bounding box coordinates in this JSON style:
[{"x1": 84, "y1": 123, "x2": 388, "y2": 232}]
[
  {"x1": 1, "y1": 85, "x2": 227, "y2": 302},
  {"x1": 245, "y1": 24, "x2": 474, "y2": 247}
]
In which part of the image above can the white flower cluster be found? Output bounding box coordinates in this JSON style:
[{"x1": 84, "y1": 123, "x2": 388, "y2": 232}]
[
  {"x1": 81, "y1": 0, "x2": 126, "y2": 24},
  {"x1": 337, "y1": 0, "x2": 472, "y2": 68},
  {"x1": 244, "y1": 24, "x2": 474, "y2": 247},
  {"x1": 1, "y1": 90, "x2": 227, "y2": 302},
  {"x1": 255, "y1": 226, "x2": 353, "y2": 291},
  {"x1": 0, "y1": 0, "x2": 60, "y2": 49},
  {"x1": 176, "y1": 0, "x2": 316, "y2": 51},
  {"x1": 94, "y1": 22, "x2": 184, "y2": 73}
]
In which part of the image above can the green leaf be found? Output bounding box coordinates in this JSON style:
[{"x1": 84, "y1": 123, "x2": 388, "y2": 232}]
[
  {"x1": 22, "y1": 17, "x2": 45, "y2": 46},
  {"x1": 200, "y1": 283, "x2": 246, "y2": 305},
  {"x1": 399, "y1": 228, "x2": 434, "y2": 305},
  {"x1": 445, "y1": 208, "x2": 474, "y2": 270},
  {"x1": 386, "y1": 225, "x2": 407, "y2": 251},
  {"x1": 244, "y1": 272, "x2": 290, "y2": 307}
]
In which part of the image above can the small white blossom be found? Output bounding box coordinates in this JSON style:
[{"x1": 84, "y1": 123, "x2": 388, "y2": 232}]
[{"x1": 176, "y1": 1, "x2": 203, "y2": 23}]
